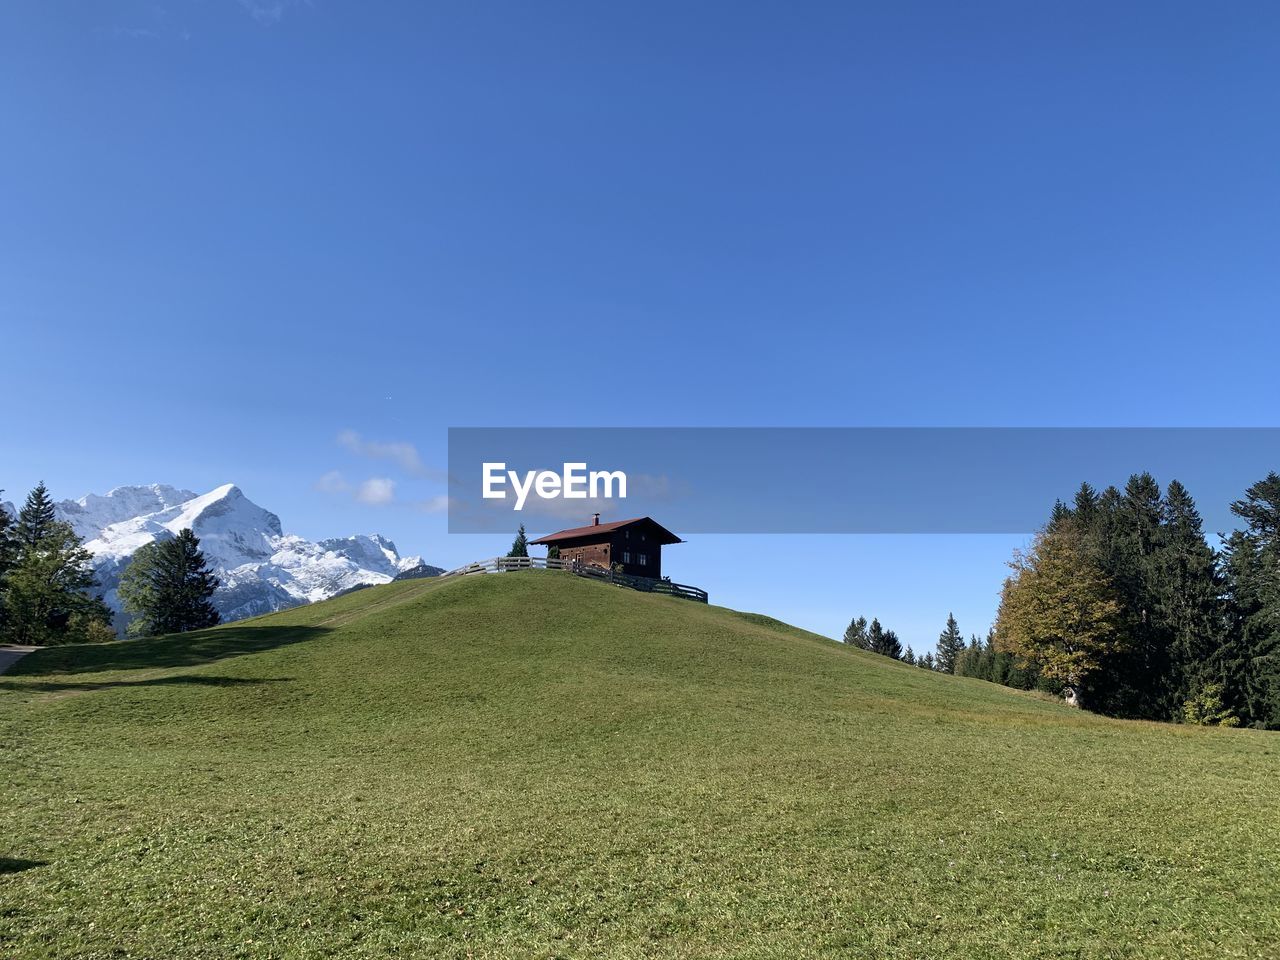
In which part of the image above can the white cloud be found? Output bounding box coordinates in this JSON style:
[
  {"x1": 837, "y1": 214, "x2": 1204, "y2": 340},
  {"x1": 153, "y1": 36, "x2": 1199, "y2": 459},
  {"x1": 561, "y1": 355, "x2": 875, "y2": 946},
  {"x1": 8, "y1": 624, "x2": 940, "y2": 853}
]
[
  {"x1": 237, "y1": 0, "x2": 302, "y2": 25},
  {"x1": 337, "y1": 429, "x2": 442, "y2": 480},
  {"x1": 315, "y1": 470, "x2": 350, "y2": 494},
  {"x1": 416, "y1": 495, "x2": 452, "y2": 514},
  {"x1": 111, "y1": 26, "x2": 159, "y2": 40},
  {"x1": 356, "y1": 477, "x2": 396, "y2": 506}
]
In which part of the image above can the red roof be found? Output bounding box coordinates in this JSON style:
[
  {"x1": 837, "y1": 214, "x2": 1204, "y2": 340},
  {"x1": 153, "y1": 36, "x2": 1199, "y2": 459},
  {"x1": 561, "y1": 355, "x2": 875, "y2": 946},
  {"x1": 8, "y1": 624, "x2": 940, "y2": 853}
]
[{"x1": 530, "y1": 516, "x2": 684, "y2": 546}]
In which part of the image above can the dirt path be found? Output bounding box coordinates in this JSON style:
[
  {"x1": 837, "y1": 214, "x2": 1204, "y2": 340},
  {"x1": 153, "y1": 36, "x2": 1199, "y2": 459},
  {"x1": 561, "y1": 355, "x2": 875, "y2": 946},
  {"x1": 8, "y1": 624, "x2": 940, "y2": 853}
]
[{"x1": 0, "y1": 645, "x2": 38, "y2": 675}]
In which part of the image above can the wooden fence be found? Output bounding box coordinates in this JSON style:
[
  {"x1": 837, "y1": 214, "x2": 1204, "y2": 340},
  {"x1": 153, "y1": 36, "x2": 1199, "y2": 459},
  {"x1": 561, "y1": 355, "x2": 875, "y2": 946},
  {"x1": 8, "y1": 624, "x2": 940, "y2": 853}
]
[{"x1": 440, "y1": 555, "x2": 709, "y2": 603}]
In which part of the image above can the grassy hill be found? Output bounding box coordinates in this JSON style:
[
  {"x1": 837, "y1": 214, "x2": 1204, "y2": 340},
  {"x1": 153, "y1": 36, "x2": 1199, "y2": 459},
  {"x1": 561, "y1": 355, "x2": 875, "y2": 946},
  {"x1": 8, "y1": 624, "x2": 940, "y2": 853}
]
[{"x1": 2, "y1": 572, "x2": 1277, "y2": 959}]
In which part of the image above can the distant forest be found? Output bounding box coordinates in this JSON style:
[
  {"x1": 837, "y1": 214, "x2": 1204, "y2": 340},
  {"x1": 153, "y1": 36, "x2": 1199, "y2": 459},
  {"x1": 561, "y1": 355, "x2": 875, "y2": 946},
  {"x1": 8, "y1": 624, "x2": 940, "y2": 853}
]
[{"x1": 847, "y1": 471, "x2": 1280, "y2": 730}]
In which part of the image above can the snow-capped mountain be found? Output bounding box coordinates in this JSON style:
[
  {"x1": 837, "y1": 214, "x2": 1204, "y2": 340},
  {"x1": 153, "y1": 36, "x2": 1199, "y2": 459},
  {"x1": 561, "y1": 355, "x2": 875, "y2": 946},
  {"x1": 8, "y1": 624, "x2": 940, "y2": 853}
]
[{"x1": 53, "y1": 483, "x2": 426, "y2": 626}]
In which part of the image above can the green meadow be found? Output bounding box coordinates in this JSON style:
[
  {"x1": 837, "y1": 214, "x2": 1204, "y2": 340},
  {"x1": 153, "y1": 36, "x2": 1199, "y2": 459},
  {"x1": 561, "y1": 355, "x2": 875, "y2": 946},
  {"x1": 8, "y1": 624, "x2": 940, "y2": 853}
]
[{"x1": 2, "y1": 572, "x2": 1277, "y2": 958}]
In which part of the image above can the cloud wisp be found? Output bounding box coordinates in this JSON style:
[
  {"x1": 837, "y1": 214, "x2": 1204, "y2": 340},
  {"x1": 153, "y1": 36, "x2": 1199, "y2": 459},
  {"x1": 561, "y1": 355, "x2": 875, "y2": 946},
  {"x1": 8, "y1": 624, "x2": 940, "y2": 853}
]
[
  {"x1": 337, "y1": 430, "x2": 444, "y2": 481},
  {"x1": 237, "y1": 0, "x2": 306, "y2": 25}
]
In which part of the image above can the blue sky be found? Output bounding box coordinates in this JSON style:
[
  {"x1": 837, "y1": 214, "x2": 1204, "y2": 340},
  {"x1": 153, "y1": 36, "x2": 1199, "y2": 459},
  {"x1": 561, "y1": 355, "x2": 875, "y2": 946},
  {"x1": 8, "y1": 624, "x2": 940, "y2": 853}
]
[{"x1": 3, "y1": 1, "x2": 1279, "y2": 650}]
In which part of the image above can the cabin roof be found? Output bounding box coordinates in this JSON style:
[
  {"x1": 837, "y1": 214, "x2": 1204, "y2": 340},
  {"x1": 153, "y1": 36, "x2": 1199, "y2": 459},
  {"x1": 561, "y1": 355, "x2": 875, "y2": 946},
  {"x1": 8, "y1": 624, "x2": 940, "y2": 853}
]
[{"x1": 530, "y1": 516, "x2": 684, "y2": 546}]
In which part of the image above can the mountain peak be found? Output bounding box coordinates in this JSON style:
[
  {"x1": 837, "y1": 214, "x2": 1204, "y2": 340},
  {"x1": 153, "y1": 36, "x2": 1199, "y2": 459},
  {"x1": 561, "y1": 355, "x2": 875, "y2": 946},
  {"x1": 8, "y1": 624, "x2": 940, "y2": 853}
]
[{"x1": 53, "y1": 483, "x2": 431, "y2": 630}]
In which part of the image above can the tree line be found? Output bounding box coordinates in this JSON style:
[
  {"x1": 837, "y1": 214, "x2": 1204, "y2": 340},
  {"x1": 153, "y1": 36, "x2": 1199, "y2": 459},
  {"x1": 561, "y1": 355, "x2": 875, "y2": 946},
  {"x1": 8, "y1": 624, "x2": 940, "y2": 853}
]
[
  {"x1": 995, "y1": 472, "x2": 1280, "y2": 728},
  {"x1": 0, "y1": 482, "x2": 221, "y2": 645},
  {"x1": 843, "y1": 611, "x2": 968, "y2": 675},
  {"x1": 845, "y1": 471, "x2": 1280, "y2": 730}
]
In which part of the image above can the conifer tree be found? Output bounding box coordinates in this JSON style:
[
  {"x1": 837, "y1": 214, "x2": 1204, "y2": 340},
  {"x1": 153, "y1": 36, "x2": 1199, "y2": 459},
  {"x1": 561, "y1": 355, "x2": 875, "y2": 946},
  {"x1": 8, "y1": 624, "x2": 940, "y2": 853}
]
[
  {"x1": 955, "y1": 635, "x2": 984, "y2": 678},
  {"x1": 15, "y1": 482, "x2": 57, "y2": 548},
  {"x1": 866, "y1": 618, "x2": 884, "y2": 652},
  {"x1": 2, "y1": 485, "x2": 112, "y2": 646},
  {"x1": 843, "y1": 616, "x2": 870, "y2": 649},
  {"x1": 903, "y1": 646, "x2": 916, "y2": 665},
  {"x1": 1073, "y1": 482, "x2": 1099, "y2": 532},
  {"x1": 1222, "y1": 473, "x2": 1280, "y2": 727},
  {"x1": 867, "y1": 618, "x2": 902, "y2": 658},
  {"x1": 936, "y1": 613, "x2": 964, "y2": 674},
  {"x1": 1048, "y1": 499, "x2": 1073, "y2": 532},
  {"x1": 507, "y1": 524, "x2": 529, "y2": 559},
  {"x1": 1155, "y1": 480, "x2": 1225, "y2": 716},
  {"x1": 119, "y1": 529, "x2": 220, "y2": 637},
  {"x1": 921, "y1": 651, "x2": 936, "y2": 670}
]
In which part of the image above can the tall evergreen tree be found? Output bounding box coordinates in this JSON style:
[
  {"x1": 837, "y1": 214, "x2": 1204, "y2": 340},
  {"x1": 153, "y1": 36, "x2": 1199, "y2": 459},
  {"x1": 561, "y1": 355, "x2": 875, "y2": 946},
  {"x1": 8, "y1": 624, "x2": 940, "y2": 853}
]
[
  {"x1": 1155, "y1": 480, "x2": 1225, "y2": 716},
  {"x1": 2, "y1": 488, "x2": 112, "y2": 646},
  {"x1": 936, "y1": 613, "x2": 964, "y2": 674},
  {"x1": 1048, "y1": 499, "x2": 1073, "y2": 533},
  {"x1": 1073, "y1": 482, "x2": 1099, "y2": 532},
  {"x1": 903, "y1": 646, "x2": 916, "y2": 665},
  {"x1": 1222, "y1": 473, "x2": 1280, "y2": 728},
  {"x1": 507, "y1": 524, "x2": 529, "y2": 559},
  {"x1": 843, "y1": 615, "x2": 870, "y2": 649},
  {"x1": 868, "y1": 621, "x2": 902, "y2": 660},
  {"x1": 955, "y1": 635, "x2": 985, "y2": 679},
  {"x1": 119, "y1": 529, "x2": 220, "y2": 637},
  {"x1": 1083, "y1": 473, "x2": 1170, "y2": 718},
  {"x1": 15, "y1": 482, "x2": 57, "y2": 548}
]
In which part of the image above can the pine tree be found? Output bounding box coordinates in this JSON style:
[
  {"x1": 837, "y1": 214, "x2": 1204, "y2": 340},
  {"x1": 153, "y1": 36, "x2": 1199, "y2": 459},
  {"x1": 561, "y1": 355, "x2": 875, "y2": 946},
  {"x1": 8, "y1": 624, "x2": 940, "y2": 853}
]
[
  {"x1": 120, "y1": 529, "x2": 220, "y2": 637},
  {"x1": 1222, "y1": 473, "x2": 1280, "y2": 728},
  {"x1": 507, "y1": 524, "x2": 529, "y2": 559},
  {"x1": 867, "y1": 618, "x2": 902, "y2": 658},
  {"x1": 1118, "y1": 474, "x2": 1171, "y2": 713},
  {"x1": 867, "y1": 618, "x2": 883, "y2": 652},
  {"x1": 921, "y1": 651, "x2": 936, "y2": 670},
  {"x1": 15, "y1": 482, "x2": 57, "y2": 548},
  {"x1": 936, "y1": 613, "x2": 964, "y2": 674},
  {"x1": 1048, "y1": 499, "x2": 1073, "y2": 533},
  {"x1": 2, "y1": 489, "x2": 112, "y2": 646},
  {"x1": 1073, "y1": 482, "x2": 1099, "y2": 532},
  {"x1": 903, "y1": 646, "x2": 916, "y2": 665},
  {"x1": 955, "y1": 635, "x2": 984, "y2": 678},
  {"x1": 843, "y1": 616, "x2": 870, "y2": 649},
  {"x1": 1156, "y1": 480, "x2": 1225, "y2": 718}
]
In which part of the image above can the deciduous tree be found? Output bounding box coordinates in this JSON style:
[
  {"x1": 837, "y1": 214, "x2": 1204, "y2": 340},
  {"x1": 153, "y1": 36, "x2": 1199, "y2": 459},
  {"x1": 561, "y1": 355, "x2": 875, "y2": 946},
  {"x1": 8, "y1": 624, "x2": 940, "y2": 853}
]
[{"x1": 995, "y1": 525, "x2": 1126, "y2": 705}]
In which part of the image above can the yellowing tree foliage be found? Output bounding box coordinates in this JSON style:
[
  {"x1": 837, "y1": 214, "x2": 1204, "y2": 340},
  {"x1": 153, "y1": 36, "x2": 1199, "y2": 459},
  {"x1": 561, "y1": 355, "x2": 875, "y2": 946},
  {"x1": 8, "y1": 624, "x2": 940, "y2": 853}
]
[{"x1": 995, "y1": 524, "x2": 1126, "y2": 694}]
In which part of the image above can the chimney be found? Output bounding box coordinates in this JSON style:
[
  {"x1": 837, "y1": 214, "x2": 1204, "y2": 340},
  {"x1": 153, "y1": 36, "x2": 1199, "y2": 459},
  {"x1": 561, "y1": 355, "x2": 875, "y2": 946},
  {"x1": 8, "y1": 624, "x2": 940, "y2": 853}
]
[{"x1": 592, "y1": 512, "x2": 600, "y2": 526}]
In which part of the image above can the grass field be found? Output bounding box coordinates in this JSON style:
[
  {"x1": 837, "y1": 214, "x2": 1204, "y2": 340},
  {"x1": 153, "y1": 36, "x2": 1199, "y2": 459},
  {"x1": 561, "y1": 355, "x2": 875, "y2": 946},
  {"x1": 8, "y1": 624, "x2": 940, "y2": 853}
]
[{"x1": 2, "y1": 572, "x2": 1278, "y2": 958}]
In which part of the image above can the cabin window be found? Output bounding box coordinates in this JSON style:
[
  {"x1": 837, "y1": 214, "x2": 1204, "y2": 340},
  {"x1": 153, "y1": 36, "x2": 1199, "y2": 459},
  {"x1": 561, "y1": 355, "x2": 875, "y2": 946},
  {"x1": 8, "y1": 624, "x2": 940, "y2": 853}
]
[
  {"x1": 623, "y1": 551, "x2": 631, "y2": 563},
  {"x1": 638, "y1": 553, "x2": 648, "y2": 565}
]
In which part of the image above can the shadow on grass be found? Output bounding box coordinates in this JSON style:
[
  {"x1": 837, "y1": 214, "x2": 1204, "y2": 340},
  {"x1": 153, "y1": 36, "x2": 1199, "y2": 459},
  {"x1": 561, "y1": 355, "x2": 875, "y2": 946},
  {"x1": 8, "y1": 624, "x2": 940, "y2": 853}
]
[
  {"x1": 5, "y1": 624, "x2": 332, "y2": 678},
  {"x1": 1, "y1": 675, "x2": 293, "y2": 694},
  {"x1": 0, "y1": 858, "x2": 47, "y2": 875}
]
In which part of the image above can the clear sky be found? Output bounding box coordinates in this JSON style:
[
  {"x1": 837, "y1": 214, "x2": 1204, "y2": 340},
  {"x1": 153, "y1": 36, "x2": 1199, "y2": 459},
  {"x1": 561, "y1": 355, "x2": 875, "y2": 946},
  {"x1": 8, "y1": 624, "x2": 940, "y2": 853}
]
[{"x1": 3, "y1": 1, "x2": 1279, "y2": 650}]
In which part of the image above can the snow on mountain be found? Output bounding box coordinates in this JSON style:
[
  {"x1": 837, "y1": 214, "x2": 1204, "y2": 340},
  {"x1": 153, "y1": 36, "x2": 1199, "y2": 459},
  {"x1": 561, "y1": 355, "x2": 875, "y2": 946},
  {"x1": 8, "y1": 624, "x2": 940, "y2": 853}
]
[
  {"x1": 58, "y1": 484, "x2": 197, "y2": 543},
  {"x1": 53, "y1": 484, "x2": 425, "y2": 628}
]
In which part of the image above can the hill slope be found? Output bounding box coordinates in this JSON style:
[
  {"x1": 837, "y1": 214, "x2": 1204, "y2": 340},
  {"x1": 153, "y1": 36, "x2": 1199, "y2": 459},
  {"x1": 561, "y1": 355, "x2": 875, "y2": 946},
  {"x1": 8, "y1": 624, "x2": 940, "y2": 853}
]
[{"x1": 2, "y1": 573, "x2": 1277, "y2": 958}]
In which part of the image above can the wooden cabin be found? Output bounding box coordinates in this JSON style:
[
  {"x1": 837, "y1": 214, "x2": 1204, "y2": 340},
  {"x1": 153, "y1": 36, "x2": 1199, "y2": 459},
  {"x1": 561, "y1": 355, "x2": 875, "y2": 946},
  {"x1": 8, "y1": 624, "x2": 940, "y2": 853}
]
[{"x1": 530, "y1": 515, "x2": 684, "y2": 579}]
